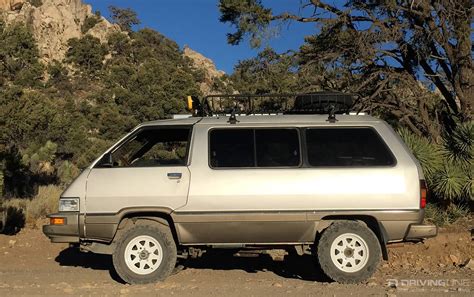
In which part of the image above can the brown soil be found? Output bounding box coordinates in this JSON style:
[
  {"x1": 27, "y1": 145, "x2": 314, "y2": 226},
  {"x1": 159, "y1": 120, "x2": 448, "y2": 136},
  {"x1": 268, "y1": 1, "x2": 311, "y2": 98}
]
[{"x1": 0, "y1": 225, "x2": 472, "y2": 296}]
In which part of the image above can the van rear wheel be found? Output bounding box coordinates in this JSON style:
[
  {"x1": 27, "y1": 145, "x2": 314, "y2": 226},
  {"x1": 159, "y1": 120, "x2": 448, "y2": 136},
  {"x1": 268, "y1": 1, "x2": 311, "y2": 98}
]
[
  {"x1": 316, "y1": 221, "x2": 381, "y2": 284},
  {"x1": 112, "y1": 222, "x2": 177, "y2": 284}
]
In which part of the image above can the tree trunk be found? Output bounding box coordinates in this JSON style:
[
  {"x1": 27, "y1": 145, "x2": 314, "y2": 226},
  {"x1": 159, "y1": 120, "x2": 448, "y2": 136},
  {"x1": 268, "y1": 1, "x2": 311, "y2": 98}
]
[{"x1": 452, "y1": 0, "x2": 473, "y2": 121}]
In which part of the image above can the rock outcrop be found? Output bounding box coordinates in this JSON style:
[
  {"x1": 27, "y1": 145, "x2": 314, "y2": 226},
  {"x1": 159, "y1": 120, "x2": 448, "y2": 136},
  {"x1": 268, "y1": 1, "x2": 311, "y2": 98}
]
[
  {"x1": 0, "y1": 0, "x2": 24, "y2": 11},
  {"x1": 0, "y1": 0, "x2": 226, "y2": 95},
  {"x1": 183, "y1": 45, "x2": 226, "y2": 95},
  {"x1": 0, "y1": 0, "x2": 120, "y2": 62}
]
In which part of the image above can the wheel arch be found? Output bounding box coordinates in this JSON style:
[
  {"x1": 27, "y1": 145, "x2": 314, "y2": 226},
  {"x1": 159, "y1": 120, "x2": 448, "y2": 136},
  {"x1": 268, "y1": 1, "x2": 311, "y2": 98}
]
[
  {"x1": 317, "y1": 215, "x2": 389, "y2": 260},
  {"x1": 114, "y1": 211, "x2": 181, "y2": 247}
]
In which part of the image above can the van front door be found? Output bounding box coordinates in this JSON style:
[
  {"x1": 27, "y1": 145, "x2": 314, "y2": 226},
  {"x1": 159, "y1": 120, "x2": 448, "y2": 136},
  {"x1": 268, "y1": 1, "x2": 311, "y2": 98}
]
[{"x1": 84, "y1": 126, "x2": 192, "y2": 241}]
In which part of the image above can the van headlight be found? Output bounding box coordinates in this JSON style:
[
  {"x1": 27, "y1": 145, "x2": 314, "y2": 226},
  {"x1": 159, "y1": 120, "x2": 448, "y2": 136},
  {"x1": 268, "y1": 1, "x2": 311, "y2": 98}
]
[{"x1": 59, "y1": 198, "x2": 79, "y2": 212}]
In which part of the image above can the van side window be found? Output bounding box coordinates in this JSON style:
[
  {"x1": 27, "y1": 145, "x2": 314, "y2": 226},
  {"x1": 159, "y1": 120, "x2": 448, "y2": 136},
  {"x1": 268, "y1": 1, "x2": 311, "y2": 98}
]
[
  {"x1": 209, "y1": 128, "x2": 300, "y2": 168},
  {"x1": 100, "y1": 128, "x2": 190, "y2": 168},
  {"x1": 209, "y1": 129, "x2": 255, "y2": 167},
  {"x1": 256, "y1": 129, "x2": 299, "y2": 167},
  {"x1": 305, "y1": 128, "x2": 395, "y2": 167}
]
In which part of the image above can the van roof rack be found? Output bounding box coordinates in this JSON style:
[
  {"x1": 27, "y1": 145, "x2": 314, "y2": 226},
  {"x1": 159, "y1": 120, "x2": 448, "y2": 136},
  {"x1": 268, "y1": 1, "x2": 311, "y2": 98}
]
[{"x1": 187, "y1": 92, "x2": 355, "y2": 122}]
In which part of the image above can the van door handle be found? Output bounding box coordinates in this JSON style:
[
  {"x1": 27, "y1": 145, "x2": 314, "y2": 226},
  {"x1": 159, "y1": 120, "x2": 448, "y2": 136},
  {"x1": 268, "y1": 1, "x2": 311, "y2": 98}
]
[{"x1": 167, "y1": 172, "x2": 182, "y2": 179}]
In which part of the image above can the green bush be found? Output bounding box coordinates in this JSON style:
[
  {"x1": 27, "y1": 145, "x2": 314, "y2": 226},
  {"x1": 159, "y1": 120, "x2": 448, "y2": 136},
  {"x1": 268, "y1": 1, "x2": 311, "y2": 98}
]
[
  {"x1": 57, "y1": 161, "x2": 80, "y2": 185},
  {"x1": 442, "y1": 121, "x2": 474, "y2": 165},
  {"x1": 82, "y1": 15, "x2": 101, "y2": 34},
  {"x1": 398, "y1": 128, "x2": 442, "y2": 182},
  {"x1": 0, "y1": 21, "x2": 44, "y2": 86},
  {"x1": 66, "y1": 35, "x2": 108, "y2": 74},
  {"x1": 398, "y1": 122, "x2": 473, "y2": 203},
  {"x1": 432, "y1": 163, "x2": 469, "y2": 202},
  {"x1": 424, "y1": 203, "x2": 470, "y2": 226},
  {"x1": 21, "y1": 141, "x2": 57, "y2": 175},
  {"x1": 27, "y1": 0, "x2": 43, "y2": 7}
]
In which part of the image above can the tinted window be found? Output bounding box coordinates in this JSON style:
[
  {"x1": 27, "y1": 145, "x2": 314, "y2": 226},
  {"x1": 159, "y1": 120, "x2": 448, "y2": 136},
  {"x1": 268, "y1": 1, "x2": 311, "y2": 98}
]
[
  {"x1": 306, "y1": 128, "x2": 395, "y2": 167},
  {"x1": 209, "y1": 128, "x2": 300, "y2": 168},
  {"x1": 99, "y1": 128, "x2": 190, "y2": 167},
  {"x1": 210, "y1": 129, "x2": 254, "y2": 167},
  {"x1": 256, "y1": 129, "x2": 300, "y2": 167}
]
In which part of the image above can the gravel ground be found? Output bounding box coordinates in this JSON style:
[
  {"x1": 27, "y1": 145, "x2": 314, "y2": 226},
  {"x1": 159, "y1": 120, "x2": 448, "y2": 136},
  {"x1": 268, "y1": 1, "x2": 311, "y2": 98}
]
[{"x1": 0, "y1": 225, "x2": 472, "y2": 296}]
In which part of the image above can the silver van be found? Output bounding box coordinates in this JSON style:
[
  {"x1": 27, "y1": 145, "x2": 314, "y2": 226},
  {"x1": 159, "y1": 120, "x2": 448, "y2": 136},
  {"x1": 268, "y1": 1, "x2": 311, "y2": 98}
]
[{"x1": 43, "y1": 93, "x2": 437, "y2": 284}]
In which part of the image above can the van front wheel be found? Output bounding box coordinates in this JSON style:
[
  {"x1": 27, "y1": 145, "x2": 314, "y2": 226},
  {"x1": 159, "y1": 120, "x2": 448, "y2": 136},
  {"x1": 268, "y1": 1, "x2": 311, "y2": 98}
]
[
  {"x1": 112, "y1": 223, "x2": 177, "y2": 284},
  {"x1": 316, "y1": 221, "x2": 381, "y2": 284}
]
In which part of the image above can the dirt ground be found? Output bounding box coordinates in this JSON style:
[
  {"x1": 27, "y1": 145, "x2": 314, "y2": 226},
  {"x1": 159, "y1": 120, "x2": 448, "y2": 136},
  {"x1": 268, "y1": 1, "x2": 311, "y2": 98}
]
[{"x1": 0, "y1": 224, "x2": 472, "y2": 296}]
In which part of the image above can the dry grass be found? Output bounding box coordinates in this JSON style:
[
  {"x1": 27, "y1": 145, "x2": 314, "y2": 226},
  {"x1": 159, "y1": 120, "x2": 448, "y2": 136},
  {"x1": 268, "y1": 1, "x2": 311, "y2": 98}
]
[
  {"x1": 2, "y1": 185, "x2": 62, "y2": 228},
  {"x1": 424, "y1": 203, "x2": 471, "y2": 227}
]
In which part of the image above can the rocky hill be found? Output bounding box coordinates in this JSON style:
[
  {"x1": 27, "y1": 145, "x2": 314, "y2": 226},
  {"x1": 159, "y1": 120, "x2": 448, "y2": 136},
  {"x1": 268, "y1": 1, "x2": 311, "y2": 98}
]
[
  {"x1": 0, "y1": 0, "x2": 225, "y2": 93},
  {"x1": 183, "y1": 45, "x2": 226, "y2": 95},
  {"x1": 0, "y1": 0, "x2": 119, "y2": 62}
]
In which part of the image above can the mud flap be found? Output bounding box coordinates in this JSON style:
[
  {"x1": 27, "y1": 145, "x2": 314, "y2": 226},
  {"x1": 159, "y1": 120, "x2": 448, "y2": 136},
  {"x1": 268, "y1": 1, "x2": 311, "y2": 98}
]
[{"x1": 377, "y1": 221, "x2": 389, "y2": 260}]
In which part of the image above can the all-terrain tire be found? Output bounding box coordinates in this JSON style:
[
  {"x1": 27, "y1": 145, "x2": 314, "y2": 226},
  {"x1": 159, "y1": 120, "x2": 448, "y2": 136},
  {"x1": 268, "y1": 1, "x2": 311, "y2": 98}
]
[
  {"x1": 316, "y1": 220, "x2": 381, "y2": 284},
  {"x1": 112, "y1": 222, "x2": 177, "y2": 284}
]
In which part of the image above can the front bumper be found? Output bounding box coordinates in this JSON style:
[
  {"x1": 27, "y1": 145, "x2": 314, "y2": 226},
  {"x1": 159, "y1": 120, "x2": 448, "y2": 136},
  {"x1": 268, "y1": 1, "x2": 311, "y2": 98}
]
[
  {"x1": 404, "y1": 223, "x2": 438, "y2": 240},
  {"x1": 43, "y1": 212, "x2": 80, "y2": 243}
]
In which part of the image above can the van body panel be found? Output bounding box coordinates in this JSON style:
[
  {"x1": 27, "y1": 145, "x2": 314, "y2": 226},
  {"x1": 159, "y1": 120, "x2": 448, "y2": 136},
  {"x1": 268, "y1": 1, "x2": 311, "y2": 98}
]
[
  {"x1": 172, "y1": 121, "x2": 421, "y2": 243},
  {"x1": 84, "y1": 166, "x2": 190, "y2": 240}
]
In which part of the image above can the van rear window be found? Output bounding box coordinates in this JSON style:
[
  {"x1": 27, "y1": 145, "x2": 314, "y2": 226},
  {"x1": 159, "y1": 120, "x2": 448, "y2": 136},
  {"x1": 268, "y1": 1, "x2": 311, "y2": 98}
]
[
  {"x1": 305, "y1": 128, "x2": 395, "y2": 167},
  {"x1": 209, "y1": 128, "x2": 300, "y2": 168}
]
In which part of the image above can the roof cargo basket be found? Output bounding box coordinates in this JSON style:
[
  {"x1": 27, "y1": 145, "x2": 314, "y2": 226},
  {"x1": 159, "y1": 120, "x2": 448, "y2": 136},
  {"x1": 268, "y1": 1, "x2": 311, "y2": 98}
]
[
  {"x1": 186, "y1": 92, "x2": 354, "y2": 118},
  {"x1": 291, "y1": 92, "x2": 353, "y2": 114}
]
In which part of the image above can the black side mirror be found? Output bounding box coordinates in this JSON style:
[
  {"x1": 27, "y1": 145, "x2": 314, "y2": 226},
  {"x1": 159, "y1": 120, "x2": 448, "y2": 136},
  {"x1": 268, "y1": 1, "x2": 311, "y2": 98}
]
[{"x1": 99, "y1": 153, "x2": 114, "y2": 168}]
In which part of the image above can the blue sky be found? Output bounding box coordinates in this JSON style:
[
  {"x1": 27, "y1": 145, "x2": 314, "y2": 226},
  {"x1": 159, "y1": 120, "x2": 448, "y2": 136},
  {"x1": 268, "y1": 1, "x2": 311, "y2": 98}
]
[{"x1": 85, "y1": 0, "x2": 316, "y2": 73}]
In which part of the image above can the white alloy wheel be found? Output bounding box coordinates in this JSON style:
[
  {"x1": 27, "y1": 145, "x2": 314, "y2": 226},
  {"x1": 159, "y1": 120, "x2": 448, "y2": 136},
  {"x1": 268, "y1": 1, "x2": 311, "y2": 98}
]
[
  {"x1": 124, "y1": 235, "x2": 164, "y2": 275},
  {"x1": 330, "y1": 233, "x2": 369, "y2": 273}
]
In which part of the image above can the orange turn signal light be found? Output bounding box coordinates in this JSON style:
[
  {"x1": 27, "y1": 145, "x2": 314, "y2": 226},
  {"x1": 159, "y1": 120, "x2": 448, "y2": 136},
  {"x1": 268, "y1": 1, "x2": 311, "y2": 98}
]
[
  {"x1": 50, "y1": 217, "x2": 65, "y2": 225},
  {"x1": 187, "y1": 95, "x2": 194, "y2": 111}
]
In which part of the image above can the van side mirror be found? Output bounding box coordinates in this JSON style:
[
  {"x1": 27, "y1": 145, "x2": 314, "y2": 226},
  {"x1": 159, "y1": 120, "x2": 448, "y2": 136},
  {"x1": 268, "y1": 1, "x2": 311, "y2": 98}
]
[{"x1": 99, "y1": 153, "x2": 114, "y2": 168}]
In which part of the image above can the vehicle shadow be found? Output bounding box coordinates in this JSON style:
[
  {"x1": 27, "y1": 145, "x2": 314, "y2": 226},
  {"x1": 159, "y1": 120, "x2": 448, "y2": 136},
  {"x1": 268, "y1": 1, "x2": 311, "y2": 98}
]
[
  {"x1": 55, "y1": 247, "x2": 125, "y2": 284},
  {"x1": 182, "y1": 250, "x2": 331, "y2": 282},
  {"x1": 55, "y1": 247, "x2": 331, "y2": 283}
]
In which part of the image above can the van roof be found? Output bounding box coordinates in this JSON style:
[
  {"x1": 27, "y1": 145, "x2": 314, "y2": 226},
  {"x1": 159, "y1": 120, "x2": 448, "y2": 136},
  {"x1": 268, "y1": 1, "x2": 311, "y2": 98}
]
[{"x1": 140, "y1": 114, "x2": 381, "y2": 127}]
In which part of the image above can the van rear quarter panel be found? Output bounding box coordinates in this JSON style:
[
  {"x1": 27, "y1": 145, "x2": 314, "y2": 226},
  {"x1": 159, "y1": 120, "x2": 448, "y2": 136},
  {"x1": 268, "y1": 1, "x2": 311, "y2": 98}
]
[{"x1": 175, "y1": 121, "x2": 421, "y2": 243}]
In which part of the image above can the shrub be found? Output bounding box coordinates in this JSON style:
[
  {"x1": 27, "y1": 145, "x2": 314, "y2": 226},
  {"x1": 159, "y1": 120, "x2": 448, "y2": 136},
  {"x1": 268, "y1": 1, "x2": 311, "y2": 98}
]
[
  {"x1": 21, "y1": 140, "x2": 57, "y2": 175},
  {"x1": 2, "y1": 185, "x2": 62, "y2": 227},
  {"x1": 432, "y1": 163, "x2": 470, "y2": 202},
  {"x1": 398, "y1": 123, "x2": 473, "y2": 203},
  {"x1": 398, "y1": 128, "x2": 442, "y2": 182},
  {"x1": 442, "y1": 121, "x2": 473, "y2": 165},
  {"x1": 82, "y1": 15, "x2": 101, "y2": 34},
  {"x1": 66, "y1": 35, "x2": 108, "y2": 74},
  {"x1": 28, "y1": 0, "x2": 43, "y2": 7},
  {"x1": 26, "y1": 185, "x2": 61, "y2": 222},
  {"x1": 424, "y1": 203, "x2": 470, "y2": 226},
  {"x1": 0, "y1": 21, "x2": 44, "y2": 86},
  {"x1": 57, "y1": 160, "x2": 80, "y2": 185}
]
